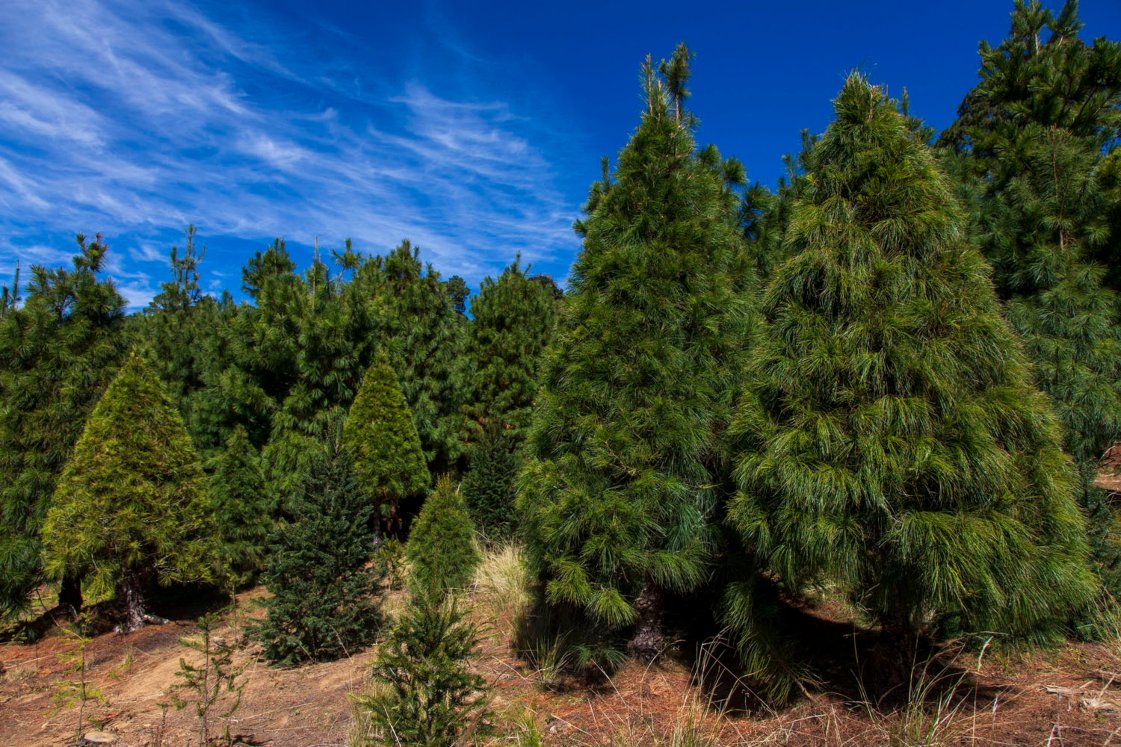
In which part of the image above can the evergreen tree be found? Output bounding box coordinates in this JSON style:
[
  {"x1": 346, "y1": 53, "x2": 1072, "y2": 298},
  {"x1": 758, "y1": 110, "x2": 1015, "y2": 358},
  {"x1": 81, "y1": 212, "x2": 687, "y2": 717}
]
[
  {"x1": 727, "y1": 75, "x2": 1095, "y2": 694},
  {"x1": 460, "y1": 424, "x2": 519, "y2": 540},
  {"x1": 137, "y1": 226, "x2": 233, "y2": 457},
  {"x1": 0, "y1": 235, "x2": 127, "y2": 613},
  {"x1": 254, "y1": 431, "x2": 384, "y2": 664},
  {"x1": 344, "y1": 354, "x2": 431, "y2": 534},
  {"x1": 519, "y1": 45, "x2": 752, "y2": 660},
  {"x1": 406, "y1": 476, "x2": 480, "y2": 598},
  {"x1": 467, "y1": 256, "x2": 558, "y2": 437},
  {"x1": 940, "y1": 0, "x2": 1121, "y2": 601},
  {"x1": 208, "y1": 426, "x2": 271, "y2": 588},
  {"x1": 368, "y1": 241, "x2": 471, "y2": 475},
  {"x1": 358, "y1": 594, "x2": 487, "y2": 746},
  {"x1": 41, "y1": 353, "x2": 212, "y2": 631}
]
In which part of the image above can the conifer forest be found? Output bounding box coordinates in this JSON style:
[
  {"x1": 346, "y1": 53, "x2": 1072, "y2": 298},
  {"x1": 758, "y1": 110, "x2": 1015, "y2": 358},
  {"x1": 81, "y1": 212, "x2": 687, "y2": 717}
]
[{"x1": 4, "y1": 1, "x2": 1121, "y2": 744}]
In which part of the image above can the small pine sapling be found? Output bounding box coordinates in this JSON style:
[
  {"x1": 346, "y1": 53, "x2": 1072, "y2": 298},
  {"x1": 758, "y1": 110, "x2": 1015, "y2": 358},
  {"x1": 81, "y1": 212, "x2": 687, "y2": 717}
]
[
  {"x1": 52, "y1": 621, "x2": 106, "y2": 743},
  {"x1": 171, "y1": 611, "x2": 246, "y2": 747},
  {"x1": 357, "y1": 594, "x2": 489, "y2": 746}
]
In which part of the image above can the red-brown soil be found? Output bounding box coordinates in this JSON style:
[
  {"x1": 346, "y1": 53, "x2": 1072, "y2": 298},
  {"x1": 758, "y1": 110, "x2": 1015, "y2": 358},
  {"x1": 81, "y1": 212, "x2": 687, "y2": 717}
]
[{"x1": 5, "y1": 586, "x2": 1121, "y2": 746}]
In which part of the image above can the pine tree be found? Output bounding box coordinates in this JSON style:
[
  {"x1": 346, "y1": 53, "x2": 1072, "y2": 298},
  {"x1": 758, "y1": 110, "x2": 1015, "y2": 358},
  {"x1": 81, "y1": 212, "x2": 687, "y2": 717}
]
[
  {"x1": 519, "y1": 44, "x2": 753, "y2": 660},
  {"x1": 467, "y1": 256, "x2": 558, "y2": 437},
  {"x1": 208, "y1": 426, "x2": 271, "y2": 588},
  {"x1": 358, "y1": 594, "x2": 487, "y2": 746},
  {"x1": 0, "y1": 235, "x2": 127, "y2": 614},
  {"x1": 41, "y1": 353, "x2": 213, "y2": 631},
  {"x1": 460, "y1": 424, "x2": 519, "y2": 540},
  {"x1": 940, "y1": 0, "x2": 1121, "y2": 603},
  {"x1": 368, "y1": 241, "x2": 471, "y2": 475},
  {"x1": 344, "y1": 354, "x2": 431, "y2": 534},
  {"x1": 254, "y1": 431, "x2": 384, "y2": 664},
  {"x1": 406, "y1": 476, "x2": 480, "y2": 598},
  {"x1": 727, "y1": 75, "x2": 1095, "y2": 694}
]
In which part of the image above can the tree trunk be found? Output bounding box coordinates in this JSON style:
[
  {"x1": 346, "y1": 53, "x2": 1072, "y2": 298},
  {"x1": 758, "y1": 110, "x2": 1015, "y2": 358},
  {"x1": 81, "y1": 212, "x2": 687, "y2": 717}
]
[
  {"x1": 867, "y1": 619, "x2": 919, "y2": 702},
  {"x1": 58, "y1": 572, "x2": 83, "y2": 615},
  {"x1": 627, "y1": 583, "x2": 665, "y2": 662},
  {"x1": 115, "y1": 571, "x2": 165, "y2": 633},
  {"x1": 119, "y1": 572, "x2": 147, "y2": 633}
]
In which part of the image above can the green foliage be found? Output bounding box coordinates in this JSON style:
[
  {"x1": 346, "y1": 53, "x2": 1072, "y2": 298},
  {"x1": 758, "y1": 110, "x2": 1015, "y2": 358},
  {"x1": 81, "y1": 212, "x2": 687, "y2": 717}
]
[
  {"x1": 726, "y1": 75, "x2": 1095, "y2": 699},
  {"x1": 369, "y1": 241, "x2": 472, "y2": 475},
  {"x1": 519, "y1": 44, "x2": 753, "y2": 654},
  {"x1": 209, "y1": 426, "x2": 271, "y2": 588},
  {"x1": 357, "y1": 593, "x2": 488, "y2": 746},
  {"x1": 41, "y1": 353, "x2": 213, "y2": 628},
  {"x1": 254, "y1": 433, "x2": 384, "y2": 665},
  {"x1": 406, "y1": 476, "x2": 480, "y2": 598},
  {"x1": 0, "y1": 234, "x2": 127, "y2": 613},
  {"x1": 344, "y1": 355, "x2": 431, "y2": 532},
  {"x1": 461, "y1": 425, "x2": 519, "y2": 540},
  {"x1": 171, "y1": 611, "x2": 246, "y2": 747},
  {"x1": 468, "y1": 256, "x2": 558, "y2": 437},
  {"x1": 941, "y1": 0, "x2": 1121, "y2": 600}
]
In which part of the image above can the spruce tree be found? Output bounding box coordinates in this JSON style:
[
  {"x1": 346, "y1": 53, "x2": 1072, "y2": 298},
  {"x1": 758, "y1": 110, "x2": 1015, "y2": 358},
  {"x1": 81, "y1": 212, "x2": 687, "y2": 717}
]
[
  {"x1": 344, "y1": 354, "x2": 431, "y2": 534},
  {"x1": 940, "y1": 0, "x2": 1121, "y2": 602},
  {"x1": 208, "y1": 426, "x2": 271, "y2": 588},
  {"x1": 254, "y1": 430, "x2": 384, "y2": 664},
  {"x1": 519, "y1": 45, "x2": 752, "y2": 659},
  {"x1": 727, "y1": 75, "x2": 1095, "y2": 693},
  {"x1": 406, "y1": 476, "x2": 480, "y2": 598},
  {"x1": 460, "y1": 424, "x2": 519, "y2": 540},
  {"x1": 41, "y1": 353, "x2": 212, "y2": 631},
  {"x1": 0, "y1": 235, "x2": 127, "y2": 613}
]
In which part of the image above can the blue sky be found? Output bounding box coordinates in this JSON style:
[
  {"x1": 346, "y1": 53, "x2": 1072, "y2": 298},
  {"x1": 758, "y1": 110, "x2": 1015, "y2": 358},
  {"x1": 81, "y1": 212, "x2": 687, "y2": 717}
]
[{"x1": 1, "y1": 0, "x2": 1118, "y2": 307}]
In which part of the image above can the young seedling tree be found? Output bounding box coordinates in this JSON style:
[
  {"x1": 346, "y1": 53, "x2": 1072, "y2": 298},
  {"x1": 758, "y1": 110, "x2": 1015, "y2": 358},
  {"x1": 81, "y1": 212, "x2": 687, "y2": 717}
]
[
  {"x1": 364, "y1": 478, "x2": 487, "y2": 744},
  {"x1": 519, "y1": 44, "x2": 752, "y2": 662},
  {"x1": 172, "y1": 611, "x2": 246, "y2": 747},
  {"x1": 254, "y1": 427, "x2": 384, "y2": 665},
  {"x1": 344, "y1": 353, "x2": 430, "y2": 535},
  {"x1": 726, "y1": 74, "x2": 1096, "y2": 693},
  {"x1": 41, "y1": 353, "x2": 213, "y2": 632}
]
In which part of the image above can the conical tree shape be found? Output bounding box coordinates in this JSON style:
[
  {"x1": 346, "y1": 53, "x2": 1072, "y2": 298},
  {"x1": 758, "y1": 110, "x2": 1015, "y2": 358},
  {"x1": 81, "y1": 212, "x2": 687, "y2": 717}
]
[
  {"x1": 209, "y1": 426, "x2": 271, "y2": 588},
  {"x1": 940, "y1": 1, "x2": 1121, "y2": 607},
  {"x1": 254, "y1": 430, "x2": 385, "y2": 664},
  {"x1": 406, "y1": 475, "x2": 480, "y2": 599},
  {"x1": 519, "y1": 45, "x2": 753, "y2": 660},
  {"x1": 41, "y1": 352, "x2": 212, "y2": 631},
  {"x1": 727, "y1": 75, "x2": 1095, "y2": 691},
  {"x1": 344, "y1": 354, "x2": 430, "y2": 533}
]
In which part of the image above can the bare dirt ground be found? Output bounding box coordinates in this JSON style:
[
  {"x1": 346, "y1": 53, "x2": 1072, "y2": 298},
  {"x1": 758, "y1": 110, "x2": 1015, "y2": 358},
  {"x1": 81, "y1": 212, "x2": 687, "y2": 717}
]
[{"x1": 5, "y1": 583, "x2": 1121, "y2": 746}]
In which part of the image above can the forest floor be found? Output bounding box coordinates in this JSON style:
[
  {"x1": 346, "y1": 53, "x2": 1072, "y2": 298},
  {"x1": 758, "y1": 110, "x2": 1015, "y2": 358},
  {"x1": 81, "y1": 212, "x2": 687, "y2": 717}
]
[{"x1": 5, "y1": 549, "x2": 1121, "y2": 746}]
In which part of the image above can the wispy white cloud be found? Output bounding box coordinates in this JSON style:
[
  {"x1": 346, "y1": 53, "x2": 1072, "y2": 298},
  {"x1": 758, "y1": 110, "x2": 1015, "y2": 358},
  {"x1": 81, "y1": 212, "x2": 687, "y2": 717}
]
[{"x1": 0, "y1": 0, "x2": 579, "y2": 306}]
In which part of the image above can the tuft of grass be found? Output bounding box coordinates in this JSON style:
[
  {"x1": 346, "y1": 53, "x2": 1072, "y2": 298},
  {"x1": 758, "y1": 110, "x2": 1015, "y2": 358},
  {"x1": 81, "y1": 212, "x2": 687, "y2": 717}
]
[
  {"x1": 856, "y1": 641, "x2": 981, "y2": 747},
  {"x1": 472, "y1": 543, "x2": 532, "y2": 639}
]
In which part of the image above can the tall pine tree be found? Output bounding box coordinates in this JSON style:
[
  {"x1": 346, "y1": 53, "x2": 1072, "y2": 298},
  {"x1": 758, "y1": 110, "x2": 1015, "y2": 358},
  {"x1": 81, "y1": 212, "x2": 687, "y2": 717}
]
[
  {"x1": 727, "y1": 75, "x2": 1095, "y2": 695},
  {"x1": 940, "y1": 0, "x2": 1121, "y2": 602},
  {"x1": 519, "y1": 45, "x2": 753, "y2": 660}
]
